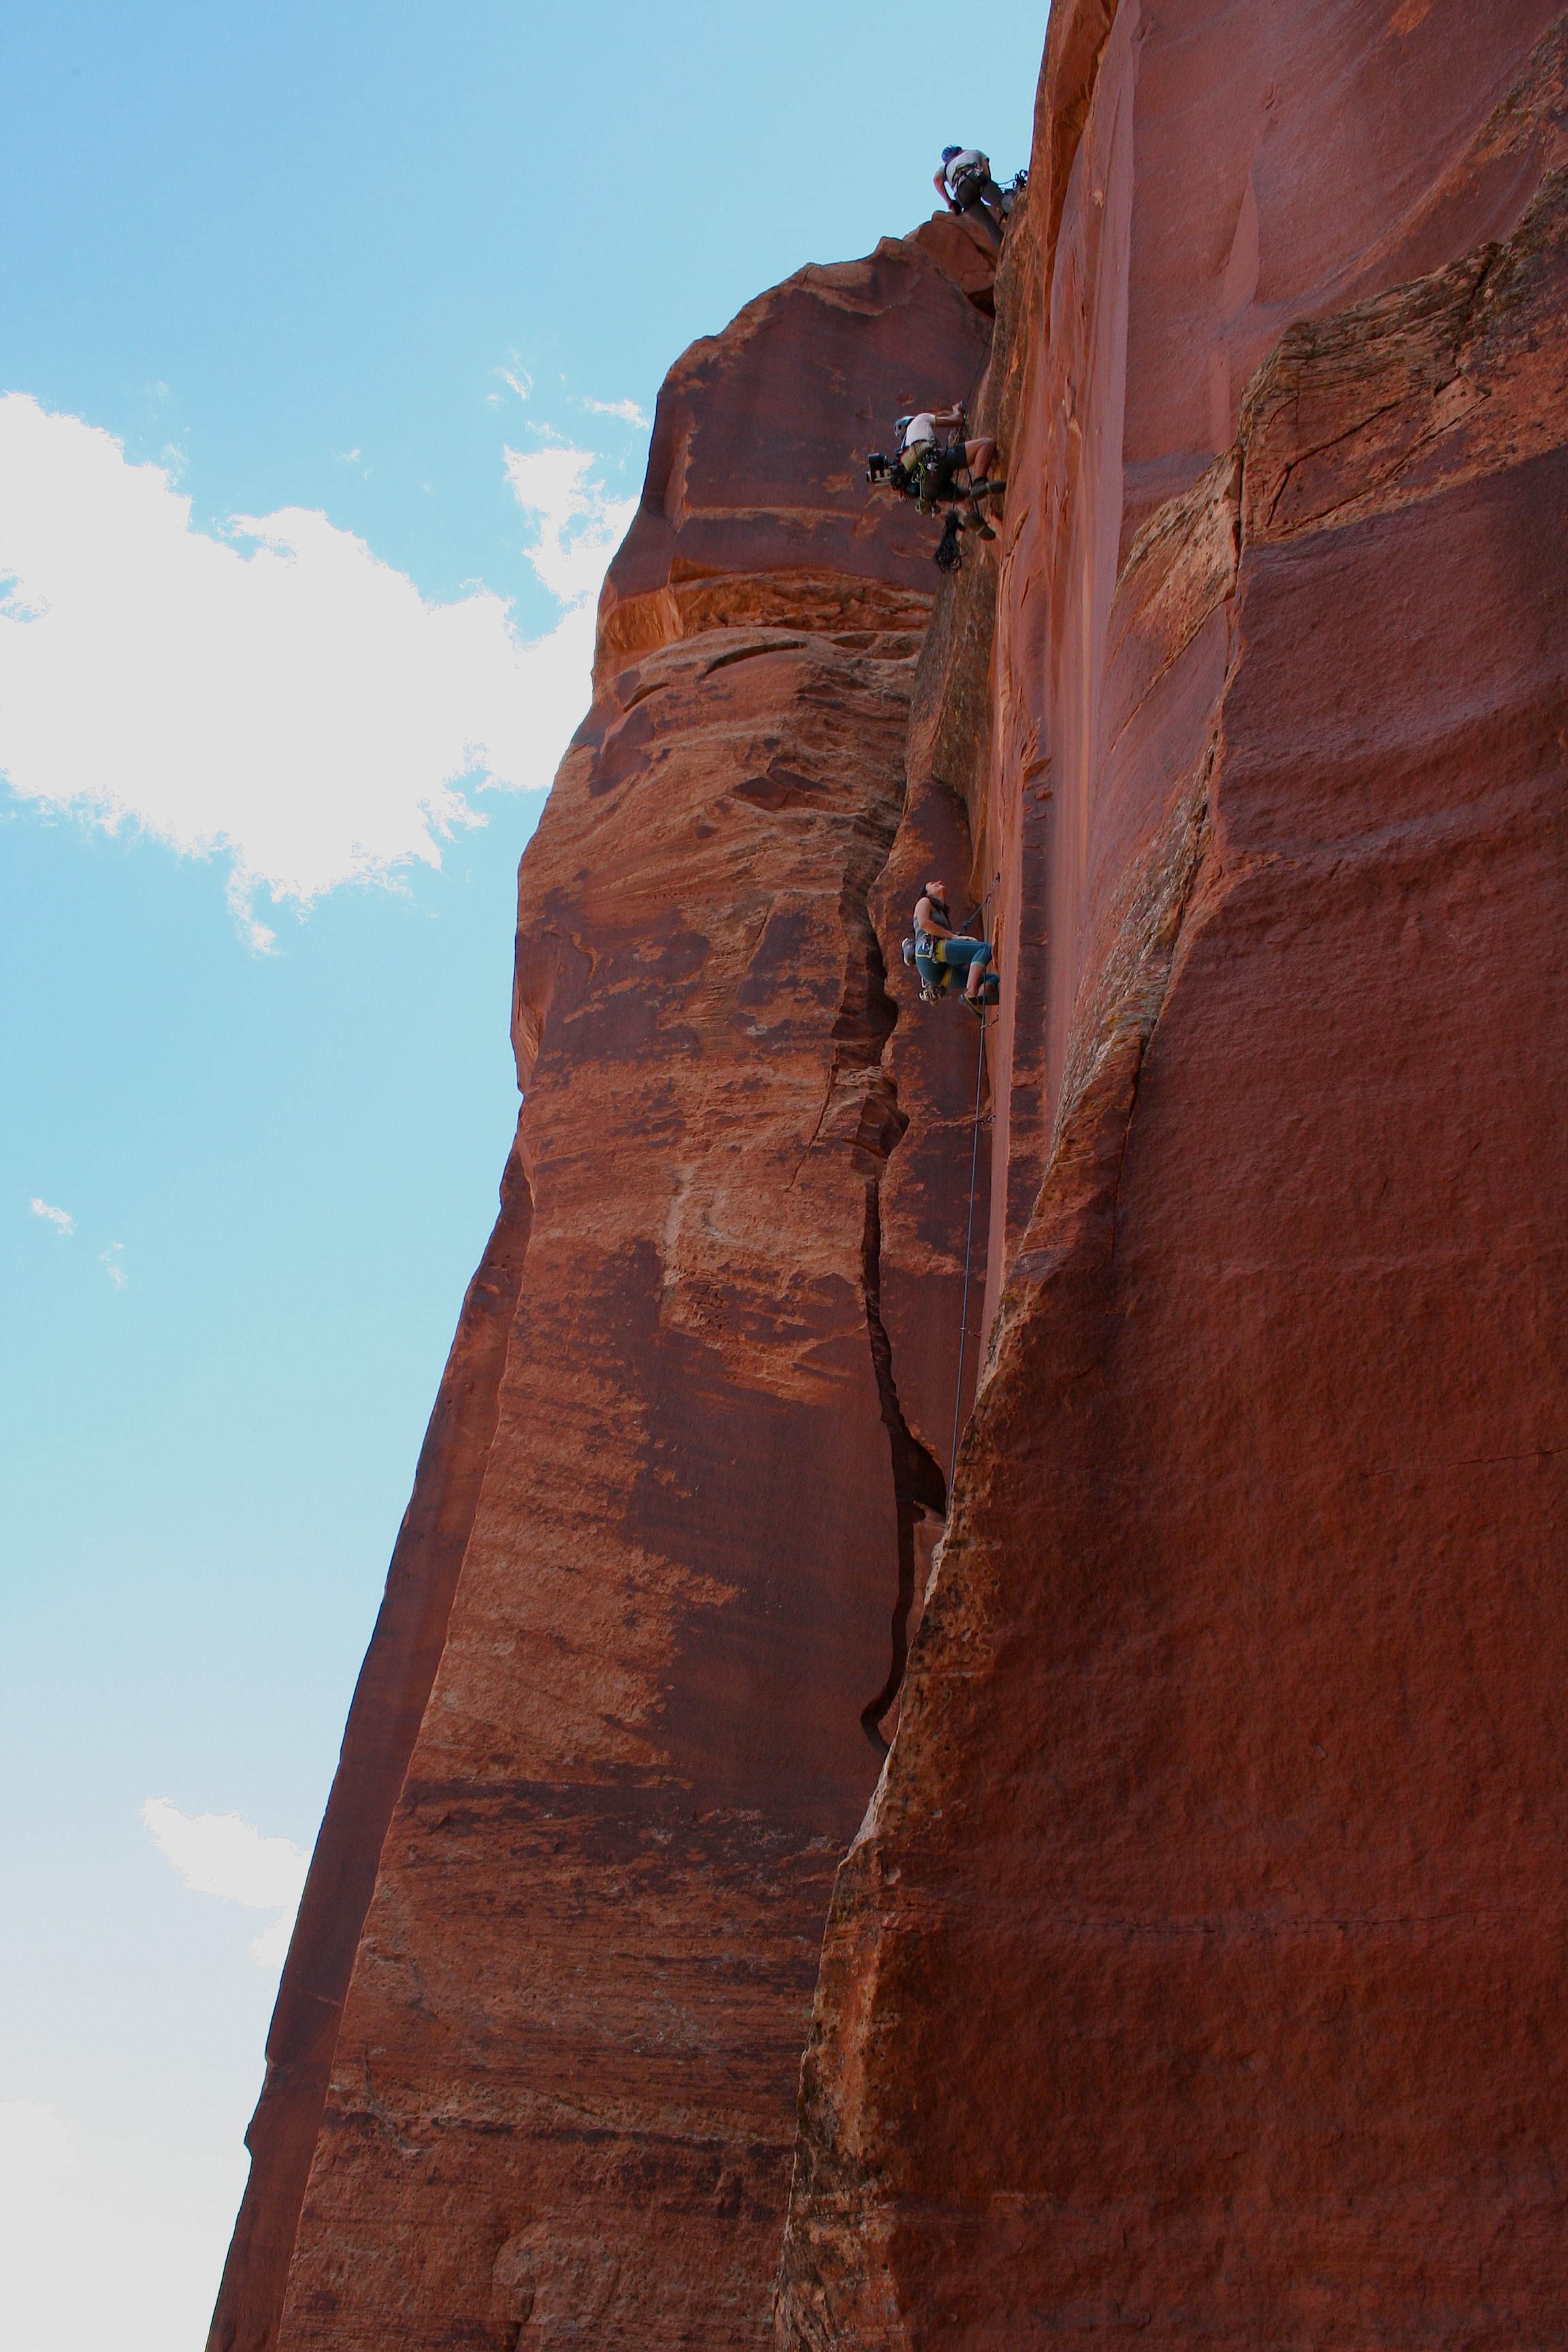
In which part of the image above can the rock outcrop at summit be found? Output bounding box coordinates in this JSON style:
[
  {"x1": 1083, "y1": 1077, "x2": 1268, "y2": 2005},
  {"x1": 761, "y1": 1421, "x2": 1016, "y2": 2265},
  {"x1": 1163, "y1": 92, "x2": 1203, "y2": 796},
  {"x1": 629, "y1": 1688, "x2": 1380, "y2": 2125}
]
[
  {"x1": 208, "y1": 234, "x2": 993, "y2": 2352},
  {"x1": 779, "y1": 3, "x2": 1568, "y2": 2344}
]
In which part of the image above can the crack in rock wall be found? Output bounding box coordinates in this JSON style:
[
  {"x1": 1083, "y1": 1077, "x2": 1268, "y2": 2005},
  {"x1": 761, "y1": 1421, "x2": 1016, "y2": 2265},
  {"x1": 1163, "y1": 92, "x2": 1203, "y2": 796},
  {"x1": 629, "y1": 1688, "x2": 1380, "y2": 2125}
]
[
  {"x1": 776, "y1": 4, "x2": 1568, "y2": 2342},
  {"x1": 210, "y1": 7, "x2": 1568, "y2": 2345},
  {"x1": 209, "y1": 230, "x2": 998, "y2": 2352}
]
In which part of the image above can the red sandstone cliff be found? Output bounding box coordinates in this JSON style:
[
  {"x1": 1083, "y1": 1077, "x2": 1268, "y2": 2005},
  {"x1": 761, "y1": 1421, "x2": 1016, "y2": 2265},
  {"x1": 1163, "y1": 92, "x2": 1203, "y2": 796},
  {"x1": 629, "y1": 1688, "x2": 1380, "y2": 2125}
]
[
  {"x1": 778, "y1": 3, "x2": 1568, "y2": 2344},
  {"x1": 208, "y1": 232, "x2": 994, "y2": 2352},
  {"x1": 214, "y1": 5, "x2": 1568, "y2": 2346}
]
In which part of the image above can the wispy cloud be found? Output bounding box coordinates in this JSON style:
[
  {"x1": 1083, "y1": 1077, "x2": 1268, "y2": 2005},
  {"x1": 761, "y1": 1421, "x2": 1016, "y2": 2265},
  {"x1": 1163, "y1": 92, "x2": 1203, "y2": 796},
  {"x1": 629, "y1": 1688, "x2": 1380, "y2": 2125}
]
[
  {"x1": 504, "y1": 442, "x2": 638, "y2": 608},
  {"x1": 0, "y1": 393, "x2": 618, "y2": 947},
  {"x1": 581, "y1": 395, "x2": 650, "y2": 427},
  {"x1": 142, "y1": 1796, "x2": 308, "y2": 1970},
  {"x1": 100, "y1": 1242, "x2": 127, "y2": 1291},
  {"x1": 29, "y1": 1196, "x2": 74, "y2": 1235},
  {"x1": 497, "y1": 365, "x2": 532, "y2": 402}
]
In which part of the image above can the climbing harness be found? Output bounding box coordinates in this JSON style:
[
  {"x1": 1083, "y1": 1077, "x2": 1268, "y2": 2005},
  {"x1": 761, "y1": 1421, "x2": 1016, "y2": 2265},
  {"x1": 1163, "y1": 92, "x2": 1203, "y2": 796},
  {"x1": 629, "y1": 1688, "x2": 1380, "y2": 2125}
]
[
  {"x1": 864, "y1": 328, "x2": 1003, "y2": 572},
  {"x1": 905, "y1": 893, "x2": 957, "y2": 1002},
  {"x1": 901, "y1": 874, "x2": 1001, "y2": 1004}
]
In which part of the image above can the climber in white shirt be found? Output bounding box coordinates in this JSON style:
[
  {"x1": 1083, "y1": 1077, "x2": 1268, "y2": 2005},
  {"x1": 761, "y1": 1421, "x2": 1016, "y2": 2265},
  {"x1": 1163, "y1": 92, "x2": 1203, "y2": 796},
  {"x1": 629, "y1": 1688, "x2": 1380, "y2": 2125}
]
[{"x1": 934, "y1": 146, "x2": 1010, "y2": 252}]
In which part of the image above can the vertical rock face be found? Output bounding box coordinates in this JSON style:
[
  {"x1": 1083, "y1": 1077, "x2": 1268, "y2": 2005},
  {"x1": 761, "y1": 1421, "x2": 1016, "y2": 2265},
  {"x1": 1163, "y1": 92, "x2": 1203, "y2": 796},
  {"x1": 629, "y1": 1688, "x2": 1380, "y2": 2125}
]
[
  {"x1": 779, "y1": 3, "x2": 1568, "y2": 2345},
  {"x1": 216, "y1": 6, "x2": 1568, "y2": 2347},
  {"x1": 210, "y1": 236, "x2": 994, "y2": 2352}
]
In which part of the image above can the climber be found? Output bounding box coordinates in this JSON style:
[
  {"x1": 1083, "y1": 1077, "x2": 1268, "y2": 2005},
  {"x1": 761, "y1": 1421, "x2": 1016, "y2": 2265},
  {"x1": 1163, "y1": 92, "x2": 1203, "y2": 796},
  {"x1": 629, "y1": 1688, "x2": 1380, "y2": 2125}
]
[
  {"x1": 910, "y1": 878, "x2": 998, "y2": 1015},
  {"x1": 900, "y1": 406, "x2": 1001, "y2": 527},
  {"x1": 934, "y1": 146, "x2": 1010, "y2": 252},
  {"x1": 865, "y1": 406, "x2": 1004, "y2": 568}
]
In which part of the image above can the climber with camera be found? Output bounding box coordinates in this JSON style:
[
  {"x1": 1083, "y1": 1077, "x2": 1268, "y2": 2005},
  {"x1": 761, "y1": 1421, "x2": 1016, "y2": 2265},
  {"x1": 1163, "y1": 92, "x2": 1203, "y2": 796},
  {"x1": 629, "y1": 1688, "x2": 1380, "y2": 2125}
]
[{"x1": 864, "y1": 404, "x2": 1004, "y2": 570}]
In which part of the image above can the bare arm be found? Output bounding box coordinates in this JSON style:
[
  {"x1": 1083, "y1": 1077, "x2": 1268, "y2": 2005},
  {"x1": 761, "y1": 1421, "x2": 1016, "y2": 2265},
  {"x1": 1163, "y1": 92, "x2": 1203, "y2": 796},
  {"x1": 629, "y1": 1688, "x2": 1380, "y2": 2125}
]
[
  {"x1": 915, "y1": 895, "x2": 956, "y2": 939},
  {"x1": 934, "y1": 167, "x2": 956, "y2": 212}
]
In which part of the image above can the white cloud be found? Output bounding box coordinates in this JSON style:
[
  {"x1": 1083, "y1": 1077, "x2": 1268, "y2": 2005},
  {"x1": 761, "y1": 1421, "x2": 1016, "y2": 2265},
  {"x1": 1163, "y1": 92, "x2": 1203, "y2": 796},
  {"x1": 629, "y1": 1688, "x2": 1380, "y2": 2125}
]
[
  {"x1": 100, "y1": 1242, "x2": 127, "y2": 1291},
  {"x1": 504, "y1": 442, "x2": 638, "y2": 608},
  {"x1": 0, "y1": 393, "x2": 619, "y2": 944},
  {"x1": 497, "y1": 365, "x2": 532, "y2": 402},
  {"x1": 142, "y1": 1797, "x2": 308, "y2": 1971},
  {"x1": 29, "y1": 1197, "x2": 74, "y2": 1235},
  {"x1": 582, "y1": 395, "x2": 650, "y2": 427}
]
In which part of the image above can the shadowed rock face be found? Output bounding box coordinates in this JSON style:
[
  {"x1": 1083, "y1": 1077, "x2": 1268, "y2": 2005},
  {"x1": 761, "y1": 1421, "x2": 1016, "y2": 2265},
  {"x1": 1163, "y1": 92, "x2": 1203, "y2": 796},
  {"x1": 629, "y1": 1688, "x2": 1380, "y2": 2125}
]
[
  {"x1": 595, "y1": 237, "x2": 992, "y2": 689},
  {"x1": 208, "y1": 232, "x2": 994, "y2": 2352},
  {"x1": 778, "y1": 3, "x2": 1568, "y2": 2344}
]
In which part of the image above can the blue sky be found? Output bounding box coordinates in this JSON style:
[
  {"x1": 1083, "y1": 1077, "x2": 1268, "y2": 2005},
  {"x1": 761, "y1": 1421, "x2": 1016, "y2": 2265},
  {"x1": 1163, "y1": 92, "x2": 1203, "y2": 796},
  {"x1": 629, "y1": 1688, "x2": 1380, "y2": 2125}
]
[{"x1": 0, "y1": 5, "x2": 1046, "y2": 2343}]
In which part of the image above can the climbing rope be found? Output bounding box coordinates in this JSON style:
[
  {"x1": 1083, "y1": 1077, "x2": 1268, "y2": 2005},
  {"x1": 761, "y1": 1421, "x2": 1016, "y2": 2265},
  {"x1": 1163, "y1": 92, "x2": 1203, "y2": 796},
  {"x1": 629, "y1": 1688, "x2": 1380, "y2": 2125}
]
[
  {"x1": 949, "y1": 1000, "x2": 989, "y2": 1497},
  {"x1": 952, "y1": 870, "x2": 1000, "y2": 941}
]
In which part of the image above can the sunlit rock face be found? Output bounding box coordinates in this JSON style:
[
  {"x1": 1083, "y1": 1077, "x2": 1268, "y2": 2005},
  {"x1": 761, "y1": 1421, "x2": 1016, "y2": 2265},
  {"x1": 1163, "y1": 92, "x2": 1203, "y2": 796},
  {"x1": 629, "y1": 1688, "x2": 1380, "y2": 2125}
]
[
  {"x1": 214, "y1": 5, "x2": 1568, "y2": 2345},
  {"x1": 208, "y1": 229, "x2": 993, "y2": 2352},
  {"x1": 779, "y1": 3, "x2": 1568, "y2": 2345}
]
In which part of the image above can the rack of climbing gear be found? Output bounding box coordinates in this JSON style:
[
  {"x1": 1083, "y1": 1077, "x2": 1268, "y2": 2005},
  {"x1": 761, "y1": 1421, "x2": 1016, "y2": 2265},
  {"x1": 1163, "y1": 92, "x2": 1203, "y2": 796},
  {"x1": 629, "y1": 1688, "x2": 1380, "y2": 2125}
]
[{"x1": 864, "y1": 399, "x2": 1006, "y2": 574}]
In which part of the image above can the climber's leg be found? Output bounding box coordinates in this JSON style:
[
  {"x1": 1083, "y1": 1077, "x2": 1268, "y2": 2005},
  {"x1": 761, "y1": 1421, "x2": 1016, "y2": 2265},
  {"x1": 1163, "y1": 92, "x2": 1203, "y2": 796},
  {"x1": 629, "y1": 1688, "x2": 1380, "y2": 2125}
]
[
  {"x1": 963, "y1": 439, "x2": 998, "y2": 489},
  {"x1": 976, "y1": 176, "x2": 1011, "y2": 237},
  {"x1": 960, "y1": 440, "x2": 1000, "y2": 540},
  {"x1": 962, "y1": 941, "x2": 993, "y2": 1001},
  {"x1": 956, "y1": 191, "x2": 1003, "y2": 252},
  {"x1": 936, "y1": 937, "x2": 992, "y2": 997}
]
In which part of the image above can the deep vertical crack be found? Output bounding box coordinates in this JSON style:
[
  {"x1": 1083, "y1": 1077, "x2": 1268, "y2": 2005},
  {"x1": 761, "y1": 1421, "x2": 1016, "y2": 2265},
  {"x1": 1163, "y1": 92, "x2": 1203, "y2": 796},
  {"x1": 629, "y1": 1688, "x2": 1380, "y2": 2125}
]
[{"x1": 859, "y1": 1180, "x2": 947, "y2": 1753}]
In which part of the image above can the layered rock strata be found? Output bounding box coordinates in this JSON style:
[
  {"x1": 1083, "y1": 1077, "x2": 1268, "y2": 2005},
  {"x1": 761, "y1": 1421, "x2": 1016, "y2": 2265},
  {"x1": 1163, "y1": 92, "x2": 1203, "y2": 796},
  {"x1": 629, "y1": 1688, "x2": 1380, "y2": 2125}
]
[
  {"x1": 210, "y1": 235, "x2": 994, "y2": 2352},
  {"x1": 213, "y1": 4, "x2": 1568, "y2": 2344},
  {"x1": 779, "y1": 3, "x2": 1568, "y2": 2343}
]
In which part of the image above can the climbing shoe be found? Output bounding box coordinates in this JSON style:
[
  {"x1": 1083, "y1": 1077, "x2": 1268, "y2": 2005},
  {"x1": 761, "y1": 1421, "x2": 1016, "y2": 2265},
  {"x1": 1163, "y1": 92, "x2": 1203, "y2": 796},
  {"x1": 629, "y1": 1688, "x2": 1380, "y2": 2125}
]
[
  {"x1": 974, "y1": 520, "x2": 997, "y2": 541},
  {"x1": 963, "y1": 994, "x2": 987, "y2": 1020}
]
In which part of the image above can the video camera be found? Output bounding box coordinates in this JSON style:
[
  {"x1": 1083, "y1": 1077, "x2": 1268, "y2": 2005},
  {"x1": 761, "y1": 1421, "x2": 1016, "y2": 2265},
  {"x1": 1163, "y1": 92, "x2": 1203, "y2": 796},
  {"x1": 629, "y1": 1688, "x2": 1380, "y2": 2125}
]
[{"x1": 865, "y1": 451, "x2": 892, "y2": 485}]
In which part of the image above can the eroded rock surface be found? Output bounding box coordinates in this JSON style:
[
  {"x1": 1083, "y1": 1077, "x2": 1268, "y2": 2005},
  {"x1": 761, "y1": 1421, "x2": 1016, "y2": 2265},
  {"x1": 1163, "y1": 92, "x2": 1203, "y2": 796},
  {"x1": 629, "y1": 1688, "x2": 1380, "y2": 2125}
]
[
  {"x1": 210, "y1": 232, "x2": 993, "y2": 2352},
  {"x1": 778, "y1": 5, "x2": 1568, "y2": 2345},
  {"x1": 215, "y1": 7, "x2": 1568, "y2": 2347}
]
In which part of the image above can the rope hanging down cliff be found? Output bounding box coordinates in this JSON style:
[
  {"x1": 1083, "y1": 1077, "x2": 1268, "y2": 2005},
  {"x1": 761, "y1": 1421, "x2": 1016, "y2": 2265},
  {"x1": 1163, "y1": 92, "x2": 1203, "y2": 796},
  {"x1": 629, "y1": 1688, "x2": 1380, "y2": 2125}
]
[{"x1": 949, "y1": 999, "x2": 988, "y2": 1494}]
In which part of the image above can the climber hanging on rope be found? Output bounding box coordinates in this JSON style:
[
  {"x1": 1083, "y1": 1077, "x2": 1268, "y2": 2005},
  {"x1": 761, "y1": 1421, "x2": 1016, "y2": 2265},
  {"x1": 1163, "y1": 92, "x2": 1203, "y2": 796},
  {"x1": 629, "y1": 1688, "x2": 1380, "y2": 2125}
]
[
  {"x1": 864, "y1": 404, "x2": 1005, "y2": 571},
  {"x1": 904, "y1": 877, "x2": 999, "y2": 1015}
]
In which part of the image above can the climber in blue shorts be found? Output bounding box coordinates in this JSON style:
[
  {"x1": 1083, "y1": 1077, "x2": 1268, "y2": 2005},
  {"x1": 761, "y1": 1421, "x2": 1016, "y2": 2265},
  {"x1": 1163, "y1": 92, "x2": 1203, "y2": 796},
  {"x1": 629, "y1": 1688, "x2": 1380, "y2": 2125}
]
[{"x1": 912, "y1": 878, "x2": 998, "y2": 1015}]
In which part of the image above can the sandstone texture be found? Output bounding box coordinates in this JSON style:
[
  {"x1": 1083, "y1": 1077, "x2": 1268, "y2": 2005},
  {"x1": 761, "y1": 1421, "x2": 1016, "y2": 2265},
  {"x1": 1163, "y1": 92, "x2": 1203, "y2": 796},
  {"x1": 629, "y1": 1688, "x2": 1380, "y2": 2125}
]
[
  {"x1": 216, "y1": 4, "x2": 1568, "y2": 2347},
  {"x1": 210, "y1": 232, "x2": 994, "y2": 2352},
  {"x1": 779, "y1": 3, "x2": 1568, "y2": 2345}
]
